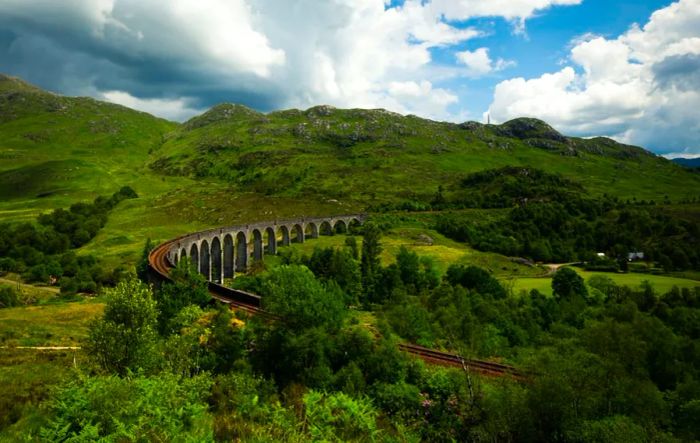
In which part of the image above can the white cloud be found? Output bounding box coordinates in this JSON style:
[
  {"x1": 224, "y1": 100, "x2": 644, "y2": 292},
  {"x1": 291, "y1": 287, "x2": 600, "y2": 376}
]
[
  {"x1": 0, "y1": 0, "x2": 583, "y2": 122},
  {"x1": 384, "y1": 80, "x2": 458, "y2": 116},
  {"x1": 429, "y1": 0, "x2": 582, "y2": 30},
  {"x1": 101, "y1": 90, "x2": 203, "y2": 121},
  {"x1": 663, "y1": 150, "x2": 700, "y2": 159},
  {"x1": 488, "y1": 0, "x2": 700, "y2": 154},
  {"x1": 456, "y1": 47, "x2": 514, "y2": 77}
]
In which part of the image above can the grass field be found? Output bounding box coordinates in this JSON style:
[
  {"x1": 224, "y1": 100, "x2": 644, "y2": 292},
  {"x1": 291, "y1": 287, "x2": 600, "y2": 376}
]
[
  {"x1": 0, "y1": 297, "x2": 104, "y2": 347},
  {"x1": 0, "y1": 275, "x2": 59, "y2": 305},
  {"x1": 0, "y1": 348, "x2": 80, "y2": 438},
  {"x1": 508, "y1": 268, "x2": 700, "y2": 297},
  {"x1": 262, "y1": 227, "x2": 546, "y2": 278}
]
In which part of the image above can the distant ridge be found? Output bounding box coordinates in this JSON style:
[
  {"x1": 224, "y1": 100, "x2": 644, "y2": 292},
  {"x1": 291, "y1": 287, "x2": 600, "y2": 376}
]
[
  {"x1": 672, "y1": 157, "x2": 700, "y2": 168},
  {"x1": 1, "y1": 72, "x2": 699, "y2": 204}
]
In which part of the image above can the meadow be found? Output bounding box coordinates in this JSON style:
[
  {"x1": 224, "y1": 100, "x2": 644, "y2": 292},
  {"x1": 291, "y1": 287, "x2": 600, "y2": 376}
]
[
  {"x1": 262, "y1": 228, "x2": 546, "y2": 278},
  {"x1": 509, "y1": 268, "x2": 700, "y2": 297}
]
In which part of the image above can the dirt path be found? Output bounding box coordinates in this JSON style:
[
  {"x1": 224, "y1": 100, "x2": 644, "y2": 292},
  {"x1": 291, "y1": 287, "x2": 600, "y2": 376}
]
[
  {"x1": 0, "y1": 346, "x2": 81, "y2": 350},
  {"x1": 542, "y1": 262, "x2": 581, "y2": 275}
]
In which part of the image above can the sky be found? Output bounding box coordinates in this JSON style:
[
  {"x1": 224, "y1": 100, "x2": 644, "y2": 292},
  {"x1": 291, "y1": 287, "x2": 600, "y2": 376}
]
[{"x1": 0, "y1": 0, "x2": 698, "y2": 157}]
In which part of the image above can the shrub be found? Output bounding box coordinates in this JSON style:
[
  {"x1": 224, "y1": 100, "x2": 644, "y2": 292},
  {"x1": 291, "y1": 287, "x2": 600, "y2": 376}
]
[{"x1": 0, "y1": 285, "x2": 20, "y2": 308}]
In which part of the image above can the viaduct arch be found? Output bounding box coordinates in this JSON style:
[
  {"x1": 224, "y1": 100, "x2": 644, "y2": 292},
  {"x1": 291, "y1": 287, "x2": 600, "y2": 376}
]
[{"x1": 168, "y1": 214, "x2": 365, "y2": 282}]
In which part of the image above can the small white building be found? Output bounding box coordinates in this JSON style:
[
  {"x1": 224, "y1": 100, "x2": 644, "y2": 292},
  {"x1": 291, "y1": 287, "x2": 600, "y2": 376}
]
[{"x1": 628, "y1": 252, "x2": 644, "y2": 261}]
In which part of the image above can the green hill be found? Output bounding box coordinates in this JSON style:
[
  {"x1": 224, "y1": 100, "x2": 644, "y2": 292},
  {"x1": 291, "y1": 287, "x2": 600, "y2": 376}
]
[
  {"x1": 150, "y1": 104, "x2": 700, "y2": 205},
  {"x1": 0, "y1": 74, "x2": 176, "y2": 205}
]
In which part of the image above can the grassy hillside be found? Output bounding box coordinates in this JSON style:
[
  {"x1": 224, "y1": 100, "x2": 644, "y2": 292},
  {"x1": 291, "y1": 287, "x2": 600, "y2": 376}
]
[
  {"x1": 150, "y1": 104, "x2": 700, "y2": 204},
  {"x1": 0, "y1": 74, "x2": 178, "y2": 216}
]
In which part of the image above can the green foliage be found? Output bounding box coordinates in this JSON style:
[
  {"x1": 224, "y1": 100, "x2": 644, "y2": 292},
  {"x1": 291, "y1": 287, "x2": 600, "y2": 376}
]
[
  {"x1": 456, "y1": 166, "x2": 585, "y2": 208},
  {"x1": 303, "y1": 390, "x2": 379, "y2": 442},
  {"x1": 445, "y1": 264, "x2": 507, "y2": 299},
  {"x1": 437, "y1": 190, "x2": 700, "y2": 269},
  {"x1": 85, "y1": 277, "x2": 159, "y2": 375},
  {"x1": 40, "y1": 374, "x2": 213, "y2": 442},
  {"x1": 306, "y1": 246, "x2": 362, "y2": 303},
  {"x1": 154, "y1": 257, "x2": 211, "y2": 335},
  {"x1": 0, "y1": 285, "x2": 20, "y2": 308},
  {"x1": 0, "y1": 188, "x2": 137, "y2": 293},
  {"x1": 361, "y1": 222, "x2": 383, "y2": 303},
  {"x1": 552, "y1": 267, "x2": 588, "y2": 300},
  {"x1": 210, "y1": 371, "x2": 303, "y2": 442},
  {"x1": 261, "y1": 265, "x2": 347, "y2": 331},
  {"x1": 345, "y1": 236, "x2": 359, "y2": 260},
  {"x1": 203, "y1": 303, "x2": 247, "y2": 373},
  {"x1": 574, "y1": 416, "x2": 649, "y2": 443},
  {"x1": 135, "y1": 238, "x2": 154, "y2": 282},
  {"x1": 383, "y1": 296, "x2": 435, "y2": 346}
]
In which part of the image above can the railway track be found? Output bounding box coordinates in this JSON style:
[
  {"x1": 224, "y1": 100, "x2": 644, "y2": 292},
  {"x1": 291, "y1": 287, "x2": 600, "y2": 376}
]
[{"x1": 149, "y1": 238, "x2": 523, "y2": 379}]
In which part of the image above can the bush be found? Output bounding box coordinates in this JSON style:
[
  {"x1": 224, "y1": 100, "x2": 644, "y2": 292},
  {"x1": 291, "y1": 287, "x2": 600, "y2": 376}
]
[
  {"x1": 40, "y1": 374, "x2": 212, "y2": 442},
  {"x1": 0, "y1": 285, "x2": 20, "y2": 308},
  {"x1": 303, "y1": 391, "x2": 379, "y2": 442},
  {"x1": 85, "y1": 277, "x2": 159, "y2": 375}
]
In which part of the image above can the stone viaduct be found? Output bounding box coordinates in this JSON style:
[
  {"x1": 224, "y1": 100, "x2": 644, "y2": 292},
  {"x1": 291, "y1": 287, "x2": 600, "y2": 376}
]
[{"x1": 167, "y1": 214, "x2": 365, "y2": 283}]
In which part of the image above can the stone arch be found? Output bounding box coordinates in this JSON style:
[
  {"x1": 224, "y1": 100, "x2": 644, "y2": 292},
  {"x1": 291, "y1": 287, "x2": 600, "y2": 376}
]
[
  {"x1": 305, "y1": 222, "x2": 319, "y2": 239},
  {"x1": 252, "y1": 229, "x2": 263, "y2": 262},
  {"x1": 199, "y1": 240, "x2": 210, "y2": 280},
  {"x1": 292, "y1": 224, "x2": 304, "y2": 243},
  {"x1": 189, "y1": 243, "x2": 199, "y2": 272},
  {"x1": 211, "y1": 237, "x2": 222, "y2": 283},
  {"x1": 277, "y1": 225, "x2": 290, "y2": 246},
  {"x1": 333, "y1": 219, "x2": 347, "y2": 234},
  {"x1": 180, "y1": 248, "x2": 187, "y2": 263},
  {"x1": 348, "y1": 218, "x2": 362, "y2": 234},
  {"x1": 265, "y1": 227, "x2": 277, "y2": 255},
  {"x1": 320, "y1": 221, "x2": 333, "y2": 236},
  {"x1": 235, "y1": 232, "x2": 247, "y2": 272},
  {"x1": 223, "y1": 234, "x2": 234, "y2": 278},
  {"x1": 173, "y1": 250, "x2": 179, "y2": 266}
]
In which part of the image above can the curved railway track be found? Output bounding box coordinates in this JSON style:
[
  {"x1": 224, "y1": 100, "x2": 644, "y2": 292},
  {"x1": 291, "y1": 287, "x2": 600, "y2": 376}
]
[{"x1": 149, "y1": 235, "x2": 523, "y2": 380}]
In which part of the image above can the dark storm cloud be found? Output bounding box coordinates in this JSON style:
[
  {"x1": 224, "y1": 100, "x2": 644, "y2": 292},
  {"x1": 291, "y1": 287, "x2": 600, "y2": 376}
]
[
  {"x1": 653, "y1": 53, "x2": 700, "y2": 92},
  {"x1": 0, "y1": 5, "x2": 287, "y2": 119}
]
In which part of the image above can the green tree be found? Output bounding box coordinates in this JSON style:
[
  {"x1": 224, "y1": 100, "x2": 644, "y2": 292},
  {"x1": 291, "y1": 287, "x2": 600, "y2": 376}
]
[
  {"x1": 155, "y1": 257, "x2": 210, "y2": 335},
  {"x1": 446, "y1": 264, "x2": 507, "y2": 299},
  {"x1": 261, "y1": 265, "x2": 346, "y2": 331},
  {"x1": 345, "y1": 236, "x2": 359, "y2": 260},
  {"x1": 552, "y1": 267, "x2": 588, "y2": 300},
  {"x1": 360, "y1": 222, "x2": 382, "y2": 303},
  {"x1": 136, "y1": 238, "x2": 154, "y2": 282},
  {"x1": 396, "y1": 246, "x2": 420, "y2": 289},
  {"x1": 86, "y1": 277, "x2": 159, "y2": 375}
]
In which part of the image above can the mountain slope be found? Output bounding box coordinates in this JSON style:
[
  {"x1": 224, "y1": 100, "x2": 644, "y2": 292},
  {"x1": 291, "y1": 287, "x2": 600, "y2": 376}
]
[
  {"x1": 0, "y1": 74, "x2": 177, "y2": 204},
  {"x1": 149, "y1": 103, "x2": 700, "y2": 204}
]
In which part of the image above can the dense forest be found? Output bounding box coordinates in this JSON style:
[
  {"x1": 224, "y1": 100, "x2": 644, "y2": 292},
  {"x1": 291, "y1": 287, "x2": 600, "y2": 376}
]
[
  {"x1": 431, "y1": 167, "x2": 700, "y2": 270},
  {"x1": 4, "y1": 222, "x2": 694, "y2": 442}
]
